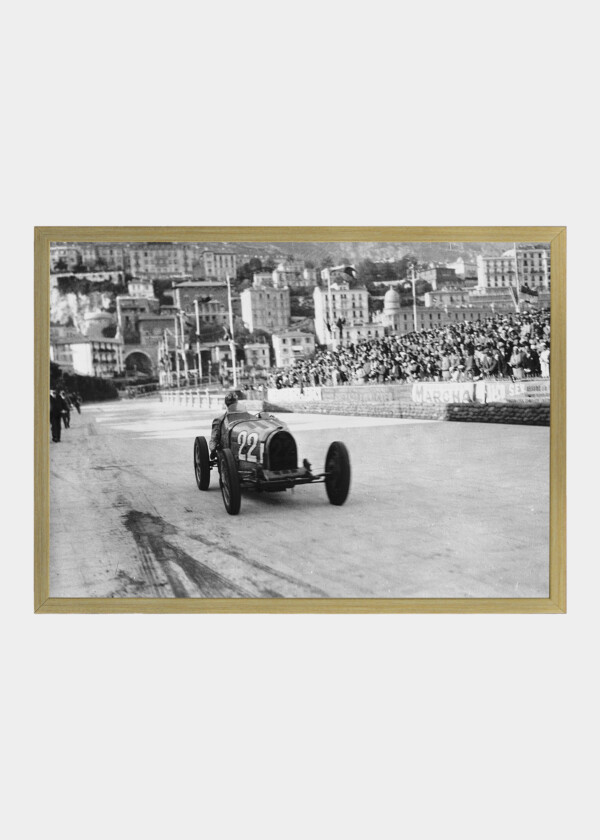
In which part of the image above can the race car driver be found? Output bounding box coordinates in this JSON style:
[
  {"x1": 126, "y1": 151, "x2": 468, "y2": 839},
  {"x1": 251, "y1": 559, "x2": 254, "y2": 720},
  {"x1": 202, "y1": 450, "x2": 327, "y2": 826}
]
[
  {"x1": 209, "y1": 391, "x2": 252, "y2": 455},
  {"x1": 209, "y1": 391, "x2": 287, "y2": 456}
]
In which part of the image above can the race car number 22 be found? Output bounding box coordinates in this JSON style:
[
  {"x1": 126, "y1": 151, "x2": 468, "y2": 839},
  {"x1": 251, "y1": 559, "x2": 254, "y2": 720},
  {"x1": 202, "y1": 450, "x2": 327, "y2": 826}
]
[{"x1": 237, "y1": 430, "x2": 263, "y2": 463}]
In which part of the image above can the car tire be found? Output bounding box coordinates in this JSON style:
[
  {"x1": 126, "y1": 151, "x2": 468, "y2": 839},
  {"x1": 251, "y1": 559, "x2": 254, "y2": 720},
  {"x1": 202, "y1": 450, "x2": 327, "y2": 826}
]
[
  {"x1": 194, "y1": 436, "x2": 211, "y2": 491},
  {"x1": 324, "y1": 441, "x2": 351, "y2": 506},
  {"x1": 218, "y1": 448, "x2": 241, "y2": 515}
]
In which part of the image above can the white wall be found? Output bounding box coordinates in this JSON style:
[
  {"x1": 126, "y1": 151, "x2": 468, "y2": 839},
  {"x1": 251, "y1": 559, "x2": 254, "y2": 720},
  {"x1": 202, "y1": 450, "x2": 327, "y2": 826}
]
[{"x1": 6, "y1": 5, "x2": 596, "y2": 840}]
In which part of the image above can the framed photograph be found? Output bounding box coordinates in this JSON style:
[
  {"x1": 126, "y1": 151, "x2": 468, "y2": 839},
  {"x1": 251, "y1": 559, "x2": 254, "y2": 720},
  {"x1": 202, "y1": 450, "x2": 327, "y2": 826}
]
[{"x1": 34, "y1": 226, "x2": 566, "y2": 613}]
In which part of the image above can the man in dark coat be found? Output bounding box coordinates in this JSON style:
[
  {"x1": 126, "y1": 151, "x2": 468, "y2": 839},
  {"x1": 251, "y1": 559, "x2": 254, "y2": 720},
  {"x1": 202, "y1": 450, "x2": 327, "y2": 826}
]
[{"x1": 50, "y1": 389, "x2": 68, "y2": 442}]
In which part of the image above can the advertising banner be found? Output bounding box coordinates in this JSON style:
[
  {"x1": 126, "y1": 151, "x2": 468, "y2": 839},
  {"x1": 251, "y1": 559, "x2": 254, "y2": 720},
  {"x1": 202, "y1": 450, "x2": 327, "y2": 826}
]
[
  {"x1": 484, "y1": 379, "x2": 550, "y2": 403},
  {"x1": 411, "y1": 382, "x2": 476, "y2": 404}
]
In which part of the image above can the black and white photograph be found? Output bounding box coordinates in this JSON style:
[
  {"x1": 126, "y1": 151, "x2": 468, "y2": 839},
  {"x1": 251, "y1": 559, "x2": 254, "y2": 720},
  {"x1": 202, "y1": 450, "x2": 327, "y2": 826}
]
[{"x1": 48, "y1": 236, "x2": 552, "y2": 600}]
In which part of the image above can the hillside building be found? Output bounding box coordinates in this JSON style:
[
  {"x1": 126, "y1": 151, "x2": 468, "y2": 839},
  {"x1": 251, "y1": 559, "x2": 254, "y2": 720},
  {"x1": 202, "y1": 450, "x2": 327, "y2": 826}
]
[
  {"x1": 272, "y1": 331, "x2": 315, "y2": 368},
  {"x1": 244, "y1": 343, "x2": 271, "y2": 370},
  {"x1": 198, "y1": 251, "x2": 237, "y2": 281},
  {"x1": 476, "y1": 245, "x2": 550, "y2": 290},
  {"x1": 50, "y1": 336, "x2": 124, "y2": 378},
  {"x1": 240, "y1": 287, "x2": 291, "y2": 332},
  {"x1": 173, "y1": 280, "x2": 229, "y2": 312},
  {"x1": 313, "y1": 280, "x2": 369, "y2": 346},
  {"x1": 129, "y1": 243, "x2": 195, "y2": 277}
]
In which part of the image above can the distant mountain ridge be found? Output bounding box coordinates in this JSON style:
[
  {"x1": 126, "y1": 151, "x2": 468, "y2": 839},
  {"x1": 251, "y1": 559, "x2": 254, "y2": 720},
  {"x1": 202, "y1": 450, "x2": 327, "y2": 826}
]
[{"x1": 190, "y1": 240, "x2": 514, "y2": 265}]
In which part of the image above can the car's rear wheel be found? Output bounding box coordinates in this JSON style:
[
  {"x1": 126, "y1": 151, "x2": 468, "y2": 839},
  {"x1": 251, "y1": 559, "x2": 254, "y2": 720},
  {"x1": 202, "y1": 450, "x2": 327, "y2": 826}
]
[
  {"x1": 218, "y1": 448, "x2": 241, "y2": 515},
  {"x1": 324, "y1": 441, "x2": 351, "y2": 506},
  {"x1": 194, "y1": 436, "x2": 211, "y2": 491}
]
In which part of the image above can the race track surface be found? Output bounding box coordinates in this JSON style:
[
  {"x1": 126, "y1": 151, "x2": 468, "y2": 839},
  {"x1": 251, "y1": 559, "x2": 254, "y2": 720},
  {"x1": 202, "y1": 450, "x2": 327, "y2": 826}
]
[{"x1": 50, "y1": 398, "x2": 550, "y2": 598}]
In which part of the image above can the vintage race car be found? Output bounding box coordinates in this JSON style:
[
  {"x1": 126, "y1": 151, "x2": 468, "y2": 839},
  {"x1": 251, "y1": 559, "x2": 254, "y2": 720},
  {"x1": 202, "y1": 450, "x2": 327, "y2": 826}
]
[{"x1": 193, "y1": 410, "x2": 350, "y2": 515}]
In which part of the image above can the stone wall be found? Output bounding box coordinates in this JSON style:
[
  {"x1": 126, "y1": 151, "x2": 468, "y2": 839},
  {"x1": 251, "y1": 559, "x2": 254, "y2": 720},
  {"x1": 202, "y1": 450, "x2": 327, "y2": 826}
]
[
  {"x1": 445, "y1": 402, "x2": 550, "y2": 426},
  {"x1": 265, "y1": 399, "x2": 549, "y2": 426}
]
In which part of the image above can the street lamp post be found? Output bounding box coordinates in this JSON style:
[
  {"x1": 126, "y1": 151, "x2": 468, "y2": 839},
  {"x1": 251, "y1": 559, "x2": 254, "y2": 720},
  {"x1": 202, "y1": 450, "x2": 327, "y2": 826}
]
[
  {"x1": 173, "y1": 314, "x2": 180, "y2": 386},
  {"x1": 226, "y1": 276, "x2": 237, "y2": 388},
  {"x1": 411, "y1": 266, "x2": 419, "y2": 332},
  {"x1": 194, "y1": 298, "x2": 202, "y2": 386}
]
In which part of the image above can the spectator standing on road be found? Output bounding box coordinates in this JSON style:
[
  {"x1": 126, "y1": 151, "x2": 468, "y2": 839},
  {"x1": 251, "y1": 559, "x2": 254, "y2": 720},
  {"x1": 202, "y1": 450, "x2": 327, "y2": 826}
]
[
  {"x1": 50, "y1": 389, "x2": 68, "y2": 442},
  {"x1": 60, "y1": 389, "x2": 72, "y2": 428},
  {"x1": 71, "y1": 392, "x2": 82, "y2": 414}
]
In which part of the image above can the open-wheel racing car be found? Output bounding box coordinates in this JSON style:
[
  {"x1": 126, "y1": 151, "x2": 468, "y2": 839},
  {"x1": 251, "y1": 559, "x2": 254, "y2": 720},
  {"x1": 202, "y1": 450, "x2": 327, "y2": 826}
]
[{"x1": 193, "y1": 411, "x2": 350, "y2": 515}]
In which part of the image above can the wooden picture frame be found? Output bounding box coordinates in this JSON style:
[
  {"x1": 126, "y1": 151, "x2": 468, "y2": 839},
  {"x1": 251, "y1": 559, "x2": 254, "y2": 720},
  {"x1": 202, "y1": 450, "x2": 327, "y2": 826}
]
[{"x1": 34, "y1": 226, "x2": 566, "y2": 613}]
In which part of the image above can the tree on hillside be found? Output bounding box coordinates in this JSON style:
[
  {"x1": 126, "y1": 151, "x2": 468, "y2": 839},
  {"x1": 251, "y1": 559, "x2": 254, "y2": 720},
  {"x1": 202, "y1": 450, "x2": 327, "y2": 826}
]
[{"x1": 236, "y1": 257, "x2": 263, "y2": 282}]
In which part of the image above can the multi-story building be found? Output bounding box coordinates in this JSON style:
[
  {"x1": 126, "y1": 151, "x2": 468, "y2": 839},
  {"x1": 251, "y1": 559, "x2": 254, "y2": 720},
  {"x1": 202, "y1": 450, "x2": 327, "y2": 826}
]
[
  {"x1": 343, "y1": 324, "x2": 386, "y2": 343},
  {"x1": 244, "y1": 343, "x2": 271, "y2": 370},
  {"x1": 320, "y1": 265, "x2": 357, "y2": 285},
  {"x1": 50, "y1": 270, "x2": 125, "y2": 288},
  {"x1": 78, "y1": 244, "x2": 99, "y2": 268},
  {"x1": 272, "y1": 259, "x2": 307, "y2": 289},
  {"x1": 50, "y1": 336, "x2": 124, "y2": 378},
  {"x1": 376, "y1": 305, "x2": 495, "y2": 335},
  {"x1": 127, "y1": 278, "x2": 156, "y2": 299},
  {"x1": 446, "y1": 257, "x2": 478, "y2": 282},
  {"x1": 253, "y1": 271, "x2": 275, "y2": 288},
  {"x1": 173, "y1": 280, "x2": 229, "y2": 313},
  {"x1": 240, "y1": 287, "x2": 291, "y2": 333},
  {"x1": 195, "y1": 299, "x2": 229, "y2": 326},
  {"x1": 96, "y1": 244, "x2": 127, "y2": 269},
  {"x1": 303, "y1": 267, "x2": 318, "y2": 284},
  {"x1": 416, "y1": 266, "x2": 457, "y2": 290},
  {"x1": 271, "y1": 331, "x2": 315, "y2": 368},
  {"x1": 313, "y1": 280, "x2": 369, "y2": 345},
  {"x1": 116, "y1": 296, "x2": 159, "y2": 341},
  {"x1": 50, "y1": 244, "x2": 82, "y2": 271},
  {"x1": 477, "y1": 245, "x2": 551, "y2": 290},
  {"x1": 199, "y1": 251, "x2": 237, "y2": 281},
  {"x1": 424, "y1": 288, "x2": 471, "y2": 308},
  {"x1": 129, "y1": 243, "x2": 195, "y2": 277}
]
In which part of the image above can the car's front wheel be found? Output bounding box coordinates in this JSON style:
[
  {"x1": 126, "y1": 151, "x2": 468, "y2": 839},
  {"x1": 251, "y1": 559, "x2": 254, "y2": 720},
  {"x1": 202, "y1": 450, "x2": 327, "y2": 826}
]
[
  {"x1": 324, "y1": 441, "x2": 351, "y2": 506},
  {"x1": 218, "y1": 448, "x2": 241, "y2": 515},
  {"x1": 194, "y1": 436, "x2": 211, "y2": 491}
]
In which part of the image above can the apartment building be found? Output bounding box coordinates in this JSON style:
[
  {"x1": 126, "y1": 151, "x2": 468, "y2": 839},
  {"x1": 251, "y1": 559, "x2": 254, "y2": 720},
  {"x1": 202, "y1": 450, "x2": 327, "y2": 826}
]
[{"x1": 240, "y1": 287, "x2": 291, "y2": 332}]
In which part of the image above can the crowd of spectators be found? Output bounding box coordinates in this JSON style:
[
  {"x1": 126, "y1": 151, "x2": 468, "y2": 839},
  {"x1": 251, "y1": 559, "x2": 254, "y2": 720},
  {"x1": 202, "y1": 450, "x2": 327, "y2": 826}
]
[{"x1": 268, "y1": 310, "x2": 550, "y2": 389}]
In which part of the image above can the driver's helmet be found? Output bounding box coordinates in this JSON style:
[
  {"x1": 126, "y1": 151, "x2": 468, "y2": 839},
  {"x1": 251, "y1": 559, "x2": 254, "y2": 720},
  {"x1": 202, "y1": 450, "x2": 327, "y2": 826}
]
[{"x1": 224, "y1": 391, "x2": 238, "y2": 407}]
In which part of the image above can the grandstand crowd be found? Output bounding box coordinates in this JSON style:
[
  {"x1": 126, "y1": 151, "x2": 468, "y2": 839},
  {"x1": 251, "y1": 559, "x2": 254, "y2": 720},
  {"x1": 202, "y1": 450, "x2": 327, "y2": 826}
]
[{"x1": 268, "y1": 311, "x2": 550, "y2": 388}]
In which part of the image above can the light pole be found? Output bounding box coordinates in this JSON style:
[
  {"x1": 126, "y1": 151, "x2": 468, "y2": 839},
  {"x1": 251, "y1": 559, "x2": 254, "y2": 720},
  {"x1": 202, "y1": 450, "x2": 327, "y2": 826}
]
[
  {"x1": 410, "y1": 265, "x2": 419, "y2": 333},
  {"x1": 179, "y1": 310, "x2": 189, "y2": 385},
  {"x1": 194, "y1": 298, "x2": 202, "y2": 385},
  {"x1": 226, "y1": 276, "x2": 238, "y2": 388},
  {"x1": 173, "y1": 314, "x2": 180, "y2": 386}
]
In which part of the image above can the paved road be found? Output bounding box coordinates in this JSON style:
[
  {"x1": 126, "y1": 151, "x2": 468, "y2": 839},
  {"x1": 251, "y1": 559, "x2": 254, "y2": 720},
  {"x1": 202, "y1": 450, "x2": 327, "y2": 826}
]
[{"x1": 50, "y1": 398, "x2": 550, "y2": 598}]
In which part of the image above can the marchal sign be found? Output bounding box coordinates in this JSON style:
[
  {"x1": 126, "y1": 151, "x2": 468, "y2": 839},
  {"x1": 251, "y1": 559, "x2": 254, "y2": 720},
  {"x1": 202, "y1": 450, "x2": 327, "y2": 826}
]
[{"x1": 412, "y1": 382, "x2": 476, "y2": 404}]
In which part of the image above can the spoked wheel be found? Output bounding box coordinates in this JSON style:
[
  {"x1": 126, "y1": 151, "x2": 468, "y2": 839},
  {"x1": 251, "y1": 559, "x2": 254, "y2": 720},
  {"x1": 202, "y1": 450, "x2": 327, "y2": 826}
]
[
  {"x1": 194, "y1": 436, "x2": 211, "y2": 491},
  {"x1": 324, "y1": 441, "x2": 351, "y2": 506},
  {"x1": 218, "y1": 448, "x2": 241, "y2": 515}
]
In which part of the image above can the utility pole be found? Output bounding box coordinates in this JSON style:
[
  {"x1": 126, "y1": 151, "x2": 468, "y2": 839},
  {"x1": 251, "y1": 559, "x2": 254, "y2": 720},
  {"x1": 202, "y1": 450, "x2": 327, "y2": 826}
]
[
  {"x1": 513, "y1": 242, "x2": 521, "y2": 313},
  {"x1": 173, "y1": 314, "x2": 180, "y2": 386},
  {"x1": 179, "y1": 310, "x2": 189, "y2": 385},
  {"x1": 194, "y1": 298, "x2": 202, "y2": 386},
  {"x1": 162, "y1": 329, "x2": 172, "y2": 387},
  {"x1": 226, "y1": 276, "x2": 237, "y2": 388},
  {"x1": 411, "y1": 265, "x2": 419, "y2": 333},
  {"x1": 326, "y1": 268, "x2": 335, "y2": 349}
]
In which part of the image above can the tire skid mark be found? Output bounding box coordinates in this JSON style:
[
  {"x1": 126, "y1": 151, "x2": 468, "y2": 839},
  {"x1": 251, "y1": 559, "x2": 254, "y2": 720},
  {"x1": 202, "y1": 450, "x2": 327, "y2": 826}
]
[
  {"x1": 187, "y1": 531, "x2": 328, "y2": 597},
  {"x1": 123, "y1": 510, "x2": 252, "y2": 598}
]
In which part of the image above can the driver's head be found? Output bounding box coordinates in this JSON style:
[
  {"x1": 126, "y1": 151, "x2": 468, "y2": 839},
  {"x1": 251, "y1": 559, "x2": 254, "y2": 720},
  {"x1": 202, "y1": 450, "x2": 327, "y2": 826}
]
[{"x1": 224, "y1": 391, "x2": 238, "y2": 410}]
